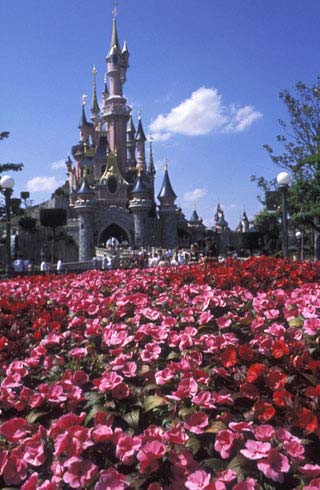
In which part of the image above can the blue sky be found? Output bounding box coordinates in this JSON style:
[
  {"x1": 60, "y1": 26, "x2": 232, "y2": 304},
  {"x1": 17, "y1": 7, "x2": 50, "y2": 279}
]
[{"x1": 1, "y1": 0, "x2": 319, "y2": 228}]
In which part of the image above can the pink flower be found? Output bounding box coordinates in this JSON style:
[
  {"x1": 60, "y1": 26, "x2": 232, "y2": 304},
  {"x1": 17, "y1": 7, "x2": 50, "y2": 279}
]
[
  {"x1": 95, "y1": 467, "x2": 127, "y2": 490},
  {"x1": 1, "y1": 417, "x2": 31, "y2": 442},
  {"x1": 63, "y1": 456, "x2": 98, "y2": 488},
  {"x1": 21, "y1": 473, "x2": 39, "y2": 490},
  {"x1": 192, "y1": 391, "x2": 216, "y2": 408},
  {"x1": 240, "y1": 439, "x2": 271, "y2": 460},
  {"x1": 303, "y1": 318, "x2": 320, "y2": 335},
  {"x1": 257, "y1": 449, "x2": 290, "y2": 483},
  {"x1": 155, "y1": 367, "x2": 174, "y2": 385},
  {"x1": 253, "y1": 424, "x2": 274, "y2": 441},
  {"x1": 168, "y1": 377, "x2": 198, "y2": 400},
  {"x1": 166, "y1": 423, "x2": 188, "y2": 444},
  {"x1": 284, "y1": 439, "x2": 305, "y2": 460},
  {"x1": 305, "y1": 478, "x2": 320, "y2": 490},
  {"x1": 299, "y1": 464, "x2": 320, "y2": 477},
  {"x1": 115, "y1": 434, "x2": 142, "y2": 464},
  {"x1": 185, "y1": 470, "x2": 211, "y2": 490},
  {"x1": 232, "y1": 478, "x2": 258, "y2": 490},
  {"x1": 23, "y1": 434, "x2": 46, "y2": 466},
  {"x1": 147, "y1": 484, "x2": 163, "y2": 490},
  {"x1": 137, "y1": 440, "x2": 166, "y2": 473},
  {"x1": 184, "y1": 412, "x2": 209, "y2": 434},
  {"x1": 140, "y1": 343, "x2": 161, "y2": 362},
  {"x1": 214, "y1": 430, "x2": 238, "y2": 459},
  {"x1": 112, "y1": 382, "x2": 130, "y2": 399}
]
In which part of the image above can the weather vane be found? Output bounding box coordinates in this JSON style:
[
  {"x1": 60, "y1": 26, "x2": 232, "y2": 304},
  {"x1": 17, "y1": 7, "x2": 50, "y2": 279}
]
[
  {"x1": 112, "y1": 0, "x2": 118, "y2": 19},
  {"x1": 92, "y1": 65, "x2": 97, "y2": 77},
  {"x1": 149, "y1": 131, "x2": 153, "y2": 142},
  {"x1": 165, "y1": 159, "x2": 168, "y2": 171},
  {"x1": 81, "y1": 94, "x2": 88, "y2": 106},
  {"x1": 138, "y1": 106, "x2": 142, "y2": 119}
]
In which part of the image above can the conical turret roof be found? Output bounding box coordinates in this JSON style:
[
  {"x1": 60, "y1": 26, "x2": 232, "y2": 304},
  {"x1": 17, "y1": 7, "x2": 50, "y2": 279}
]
[
  {"x1": 77, "y1": 176, "x2": 94, "y2": 195},
  {"x1": 189, "y1": 209, "x2": 200, "y2": 223},
  {"x1": 78, "y1": 105, "x2": 90, "y2": 128},
  {"x1": 132, "y1": 174, "x2": 148, "y2": 195},
  {"x1": 127, "y1": 114, "x2": 136, "y2": 135},
  {"x1": 136, "y1": 117, "x2": 147, "y2": 142},
  {"x1": 94, "y1": 134, "x2": 108, "y2": 160},
  {"x1": 158, "y1": 165, "x2": 177, "y2": 202}
]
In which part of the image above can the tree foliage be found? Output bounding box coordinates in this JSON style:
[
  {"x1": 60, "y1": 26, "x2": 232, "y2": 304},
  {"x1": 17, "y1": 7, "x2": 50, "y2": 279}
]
[
  {"x1": 253, "y1": 77, "x2": 320, "y2": 232},
  {"x1": 0, "y1": 131, "x2": 24, "y2": 174}
]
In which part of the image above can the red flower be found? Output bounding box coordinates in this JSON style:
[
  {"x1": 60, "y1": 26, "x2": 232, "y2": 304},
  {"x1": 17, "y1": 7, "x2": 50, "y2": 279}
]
[
  {"x1": 297, "y1": 407, "x2": 318, "y2": 433},
  {"x1": 253, "y1": 401, "x2": 275, "y2": 422},
  {"x1": 220, "y1": 348, "x2": 238, "y2": 368}
]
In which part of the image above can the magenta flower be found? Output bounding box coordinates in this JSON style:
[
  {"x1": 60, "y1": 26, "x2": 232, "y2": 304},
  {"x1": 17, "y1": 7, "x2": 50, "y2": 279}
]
[
  {"x1": 240, "y1": 439, "x2": 271, "y2": 460},
  {"x1": 63, "y1": 456, "x2": 98, "y2": 488},
  {"x1": 214, "y1": 430, "x2": 238, "y2": 459},
  {"x1": 184, "y1": 411, "x2": 209, "y2": 434},
  {"x1": 185, "y1": 469, "x2": 211, "y2": 490},
  {"x1": 95, "y1": 467, "x2": 128, "y2": 490},
  {"x1": 232, "y1": 477, "x2": 258, "y2": 490},
  {"x1": 257, "y1": 449, "x2": 290, "y2": 483},
  {"x1": 137, "y1": 440, "x2": 166, "y2": 474},
  {"x1": 115, "y1": 434, "x2": 142, "y2": 464}
]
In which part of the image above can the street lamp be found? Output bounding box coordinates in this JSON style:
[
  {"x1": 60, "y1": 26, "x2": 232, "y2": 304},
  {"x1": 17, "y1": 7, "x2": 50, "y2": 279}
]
[
  {"x1": 295, "y1": 230, "x2": 304, "y2": 261},
  {"x1": 0, "y1": 175, "x2": 15, "y2": 275},
  {"x1": 276, "y1": 171, "x2": 290, "y2": 258}
]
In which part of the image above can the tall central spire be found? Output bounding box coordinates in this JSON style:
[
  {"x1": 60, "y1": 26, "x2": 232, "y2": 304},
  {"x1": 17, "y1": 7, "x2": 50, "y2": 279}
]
[{"x1": 110, "y1": 1, "x2": 120, "y2": 52}]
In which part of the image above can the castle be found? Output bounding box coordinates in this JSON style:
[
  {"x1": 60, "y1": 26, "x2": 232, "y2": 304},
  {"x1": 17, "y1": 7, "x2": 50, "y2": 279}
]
[{"x1": 64, "y1": 8, "x2": 197, "y2": 261}]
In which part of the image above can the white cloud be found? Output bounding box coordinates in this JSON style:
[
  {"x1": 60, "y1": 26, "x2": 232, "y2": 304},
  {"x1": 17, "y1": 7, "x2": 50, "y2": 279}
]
[
  {"x1": 50, "y1": 159, "x2": 66, "y2": 170},
  {"x1": 183, "y1": 188, "x2": 208, "y2": 202},
  {"x1": 150, "y1": 87, "x2": 262, "y2": 141},
  {"x1": 26, "y1": 176, "x2": 63, "y2": 193}
]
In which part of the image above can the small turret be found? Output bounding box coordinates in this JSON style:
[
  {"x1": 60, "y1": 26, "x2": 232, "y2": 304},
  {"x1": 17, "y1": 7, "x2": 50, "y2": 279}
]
[
  {"x1": 79, "y1": 97, "x2": 89, "y2": 129},
  {"x1": 127, "y1": 113, "x2": 136, "y2": 166},
  {"x1": 189, "y1": 208, "x2": 201, "y2": 224},
  {"x1": 158, "y1": 161, "x2": 178, "y2": 249},
  {"x1": 90, "y1": 65, "x2": 100, "y2": 122},
  {"x1": 158, "y1": 161, "x2": 177, "y2": 205},
  {"x1": 136, "y1": 111, "x2": 147, "y2": 170}
]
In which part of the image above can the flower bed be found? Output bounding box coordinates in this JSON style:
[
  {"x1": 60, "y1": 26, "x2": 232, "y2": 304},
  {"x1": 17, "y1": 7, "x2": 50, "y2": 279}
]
[{"x1": 0, "y1": 258, "x2": 320, "y2": 489}]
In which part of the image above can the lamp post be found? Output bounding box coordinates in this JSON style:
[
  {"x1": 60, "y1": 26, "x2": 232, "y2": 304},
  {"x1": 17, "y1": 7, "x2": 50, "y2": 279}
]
[
  {"x1": 295, "y1": 230, "x2": 304, "y2": 261},
  {"x1": 276, "y1": 171, "x2": 290, "y2": 258},
  {"x1": 0, "y1": 175, "x2": 15, "y2": 275}
]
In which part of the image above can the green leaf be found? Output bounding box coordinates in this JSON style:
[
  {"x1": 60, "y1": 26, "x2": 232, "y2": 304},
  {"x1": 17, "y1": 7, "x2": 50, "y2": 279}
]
[
  {"x1": 301, "y1": 373, "x2": 320, "y2": 386},
  {"x1": 144, "y1": 395, "x2": 169, "y2": 412},
  {"x1": 178, "y1": 407, "x2": 194, "y2": 419},
  {"x1": 288, "y1": 317, "x2": 304, "y2": 327},
  {"x1": 123, "y1": 409, "x2": 140, "y2": 429},
  {"x1": 26, "y1": 411, "x2": 48, "y2": 424},
  {"x1": 186, "y1": 437, "x2": 201, "y2": 455},
  {"x1": 85, "y1": 404, "x2": 107, "y2": 425},
  {"x1": 227, "y1": 454, "x2": 248, "y2": 478},
  {"x1": 205, "y1": 420, "x2": 227, "y2": 433},
  {"x1": 201, "y1": 457, "x2": 225, "y2": 471}
]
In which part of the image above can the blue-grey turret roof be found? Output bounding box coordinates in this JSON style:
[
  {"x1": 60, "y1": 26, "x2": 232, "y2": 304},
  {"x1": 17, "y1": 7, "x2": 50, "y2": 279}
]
[
  {"x1": 136, "y1": 117, "x2": 146, "y2": 142},
  {"x1": 190, "y1": 209, "x2": 200, "y2": 223},
  {"x1": 77, "y1": 177, "x2": 94, "y2": 195},
  {"x1": 132, "y1": 174, "x2": 148, "y2": 194},
  {"x1": 78, "y1": 105, "x2": 93, "y2": 129},
  {"x1": 127, "y1": 115, "x2": 136, "y2": 135},
  {"x1": 94, "y1": 135, "x2": 108, "y2": 160},
  {"x1": 158, "y1": 166, "x2": 177, "y2": 201}
]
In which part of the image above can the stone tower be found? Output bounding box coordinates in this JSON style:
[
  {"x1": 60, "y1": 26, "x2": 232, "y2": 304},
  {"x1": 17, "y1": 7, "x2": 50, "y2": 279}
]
[
  {"x1": 74, "y1": 177, "x2": 95, "y2": 261},
  {"x1": 129, "y1": 171, "x2": 152, "y2": 247},
  {"x1": 158, "y1": 162, "x2": 178, "y2": 249}
]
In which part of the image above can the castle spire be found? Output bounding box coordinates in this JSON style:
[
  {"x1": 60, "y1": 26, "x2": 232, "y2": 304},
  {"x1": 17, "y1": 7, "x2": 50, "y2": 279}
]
[
  {"x1": 91, "y1": 65, "x2": 100, "y2": 119},
  {"x1": 148, "y1": 133, "x2": 156, "y2": 175},
  {"x1": 110, "y1": 1, "x2": 120, "y2": 54},
  {"x1": 78, "y1": 95, "x2": 89, "y2": 128}
]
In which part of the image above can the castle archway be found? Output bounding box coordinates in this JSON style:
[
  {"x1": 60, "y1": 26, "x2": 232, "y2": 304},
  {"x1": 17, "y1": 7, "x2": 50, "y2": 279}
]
[{"x1": 99, "y1": 223, "x2": 129, "y2": 246}]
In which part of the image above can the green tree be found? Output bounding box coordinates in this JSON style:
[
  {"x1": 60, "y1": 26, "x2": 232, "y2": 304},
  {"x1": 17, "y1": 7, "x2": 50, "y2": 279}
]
[
  {"x1": 0, "y1": 131, "x2": 23, "y2": 174},
  {"x1": 252, "y1": 77, "x2": 320, "y2": 259}
]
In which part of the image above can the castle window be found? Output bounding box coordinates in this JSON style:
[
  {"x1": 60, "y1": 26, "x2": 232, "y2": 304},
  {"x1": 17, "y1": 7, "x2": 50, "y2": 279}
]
[{"x1": 108, "y1": 176, "x2": 117, "y2": 194}]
